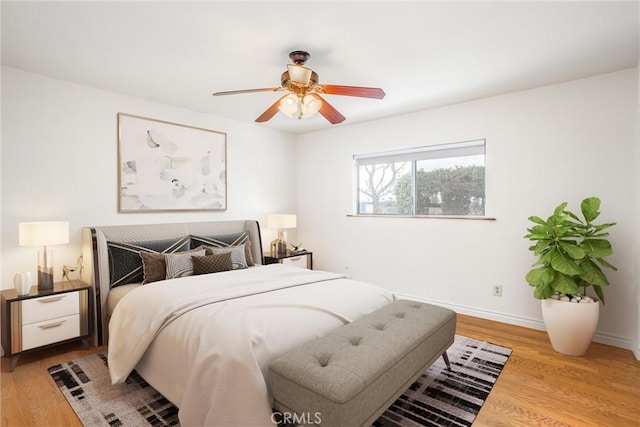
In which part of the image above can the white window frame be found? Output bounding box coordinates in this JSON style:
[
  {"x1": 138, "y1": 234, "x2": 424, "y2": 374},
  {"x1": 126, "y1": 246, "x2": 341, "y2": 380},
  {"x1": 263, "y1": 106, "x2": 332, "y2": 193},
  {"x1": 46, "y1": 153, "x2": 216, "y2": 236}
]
[{"x1": 353, "y1": 139, "x2": 486, "y2": 216}]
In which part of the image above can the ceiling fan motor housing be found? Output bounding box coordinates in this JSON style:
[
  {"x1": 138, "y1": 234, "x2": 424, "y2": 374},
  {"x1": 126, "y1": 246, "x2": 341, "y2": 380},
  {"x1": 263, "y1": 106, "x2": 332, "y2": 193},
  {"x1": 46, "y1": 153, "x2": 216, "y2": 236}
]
[{"x1": 289, "y1": 50, "x2": 310, "y2": 65}]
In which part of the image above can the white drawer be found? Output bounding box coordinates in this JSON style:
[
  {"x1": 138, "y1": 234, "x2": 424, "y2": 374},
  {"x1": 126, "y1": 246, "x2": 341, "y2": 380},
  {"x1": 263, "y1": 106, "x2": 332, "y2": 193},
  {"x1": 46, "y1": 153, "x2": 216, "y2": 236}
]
[
  {"x1": 22, "y1": 314, "x2": 80, "y2": 350},
  {"x1": 21, "y1": 292, "x2": 79, "y2": 325},
  {"x1": 282, "y1": 255, "x2": 309, "y2": 269}
]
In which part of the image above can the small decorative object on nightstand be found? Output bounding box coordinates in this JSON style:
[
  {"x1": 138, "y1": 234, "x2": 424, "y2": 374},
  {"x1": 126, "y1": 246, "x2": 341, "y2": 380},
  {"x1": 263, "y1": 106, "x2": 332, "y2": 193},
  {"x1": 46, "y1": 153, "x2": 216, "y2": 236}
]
[
  {"x1": 264, "y1": 251, "x2": 313, "y2": 270},
  {"x1": 1, "y1": 280, "x2": 91, "y2": 372},
  {"x1": 13, "y1": 272, "x2": 33, "y2": 296}
]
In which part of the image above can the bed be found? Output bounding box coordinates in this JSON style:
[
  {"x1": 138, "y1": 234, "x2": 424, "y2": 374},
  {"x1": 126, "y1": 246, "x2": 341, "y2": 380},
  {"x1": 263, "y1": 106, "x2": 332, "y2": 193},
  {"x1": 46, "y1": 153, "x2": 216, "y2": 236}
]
[{"x1": 81, "y1": 220, "x2": 394, "y2": 426}]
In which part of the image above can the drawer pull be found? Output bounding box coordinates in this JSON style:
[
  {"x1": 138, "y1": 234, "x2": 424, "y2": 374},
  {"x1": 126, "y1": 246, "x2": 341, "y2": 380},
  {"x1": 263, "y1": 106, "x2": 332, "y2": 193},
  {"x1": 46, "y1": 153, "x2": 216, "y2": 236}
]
[
  {"x1": 38, "y1": 321, "x2": 66, "y2": 330},
  {"x1": 289, "y1": 257, "x2": 301, "y2": 261},
  {"x1": 38, "y1": 297, "x2": 64, "y2": 304}
]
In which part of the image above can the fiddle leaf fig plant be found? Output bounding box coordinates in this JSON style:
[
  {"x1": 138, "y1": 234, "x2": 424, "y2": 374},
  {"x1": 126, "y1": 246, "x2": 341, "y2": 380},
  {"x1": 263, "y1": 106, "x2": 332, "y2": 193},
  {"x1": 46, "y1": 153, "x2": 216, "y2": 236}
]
[{"x1": 524, "y1": 196, "x2": 617, "y2": 304}]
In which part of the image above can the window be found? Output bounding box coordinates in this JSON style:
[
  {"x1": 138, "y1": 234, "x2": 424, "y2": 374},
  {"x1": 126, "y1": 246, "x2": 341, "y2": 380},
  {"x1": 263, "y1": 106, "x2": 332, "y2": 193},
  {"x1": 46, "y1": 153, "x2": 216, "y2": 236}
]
[{"x1": 353, "y1": 139, "x2": 486, "y2": 216}]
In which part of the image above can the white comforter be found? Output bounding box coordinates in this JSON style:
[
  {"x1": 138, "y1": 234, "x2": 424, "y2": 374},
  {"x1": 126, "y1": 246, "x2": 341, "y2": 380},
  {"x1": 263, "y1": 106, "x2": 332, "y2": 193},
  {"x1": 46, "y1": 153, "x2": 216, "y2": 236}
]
[{"x1": 108, "y1": 264, "x2": 394, "y2": 426}]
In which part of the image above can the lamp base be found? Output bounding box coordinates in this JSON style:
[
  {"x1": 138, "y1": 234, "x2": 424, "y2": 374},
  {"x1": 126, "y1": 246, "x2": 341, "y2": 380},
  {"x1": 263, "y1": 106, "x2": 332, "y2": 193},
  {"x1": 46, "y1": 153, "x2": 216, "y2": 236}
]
[
  {"x1": 37, "y1": 271, "x2": 54, "y2": 290},
  {"x1": 37, "y1": 250, "x2": 54, "y2": 290},
  {"x1": 270, "y1": 238, "x2": 288, "y2": 256}
]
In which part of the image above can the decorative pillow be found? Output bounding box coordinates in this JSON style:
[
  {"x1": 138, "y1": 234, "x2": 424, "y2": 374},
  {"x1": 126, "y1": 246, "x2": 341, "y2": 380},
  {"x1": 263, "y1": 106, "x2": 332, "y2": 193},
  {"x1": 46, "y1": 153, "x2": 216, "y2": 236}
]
[
  {"x1": 141, "y1": 246, "x2": 208, "y2": 284},
  {"x1": 205, "y1": 245, "x2": 248, "y2": 270},
  {"x1": 140, "y1": 252, "x2": 165, "y2": 284},
  {"x1": 107, "y1": 237, "x2": 191, "y2": 287},
  {"x1": 191, "y1": 233, "x2": 254, "y2": 266},
  {"x1": 165, "y1": 249, "x2": 205, "y2": 279},
  {"x1": 192, "y1": 252, "x2": 233, "y2": 275}
]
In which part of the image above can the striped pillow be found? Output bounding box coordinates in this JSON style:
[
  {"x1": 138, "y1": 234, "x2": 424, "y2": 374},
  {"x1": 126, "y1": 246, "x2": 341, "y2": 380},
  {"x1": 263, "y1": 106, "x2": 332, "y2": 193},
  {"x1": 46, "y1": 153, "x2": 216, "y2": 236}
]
[
  {"x1": 165, "y1": 249, "x2": 205, "y2": 279},
  {"x1": 191, "y1": 233, "x2": 254, "y2": 266}
]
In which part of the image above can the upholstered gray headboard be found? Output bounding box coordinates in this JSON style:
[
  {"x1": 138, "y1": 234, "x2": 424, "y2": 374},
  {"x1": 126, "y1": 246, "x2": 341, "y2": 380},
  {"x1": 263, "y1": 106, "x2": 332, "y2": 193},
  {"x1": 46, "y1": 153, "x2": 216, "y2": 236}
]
[{"x1": 81, "y1": 220, "x2": 263, "y2": 346}]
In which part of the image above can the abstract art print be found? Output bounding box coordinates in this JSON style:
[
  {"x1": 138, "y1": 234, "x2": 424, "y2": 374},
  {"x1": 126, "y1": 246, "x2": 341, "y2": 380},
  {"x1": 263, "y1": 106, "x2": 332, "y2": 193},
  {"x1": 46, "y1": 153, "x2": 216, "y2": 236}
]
[{"x1": 118, "y1": 113, "x2": 227, "y2": 212}]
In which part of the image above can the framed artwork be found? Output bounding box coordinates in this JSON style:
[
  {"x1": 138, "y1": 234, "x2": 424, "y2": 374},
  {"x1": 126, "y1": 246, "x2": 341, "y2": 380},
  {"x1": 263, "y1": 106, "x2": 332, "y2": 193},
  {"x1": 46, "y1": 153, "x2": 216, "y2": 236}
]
[{"x1": 117, "y1": 113, "x2": 227, "y2": 212}]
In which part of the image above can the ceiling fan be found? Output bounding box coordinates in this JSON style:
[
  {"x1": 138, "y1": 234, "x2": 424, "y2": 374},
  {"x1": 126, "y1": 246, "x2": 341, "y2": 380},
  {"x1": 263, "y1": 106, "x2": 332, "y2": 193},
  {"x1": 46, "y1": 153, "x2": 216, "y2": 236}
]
[{"x1": 212, "y1": 51, "x2": 385, "y2": 125}]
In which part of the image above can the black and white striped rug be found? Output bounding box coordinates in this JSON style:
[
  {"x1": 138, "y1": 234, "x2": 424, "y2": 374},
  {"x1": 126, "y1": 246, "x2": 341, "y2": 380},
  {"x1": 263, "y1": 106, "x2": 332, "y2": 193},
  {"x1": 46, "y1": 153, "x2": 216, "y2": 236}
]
[
  {"x1": 373, "y1": 335, "x2": 512, "y2": 426},
  {"x1": 48, "y1": 335, "x2": 511, "y2": 426}
]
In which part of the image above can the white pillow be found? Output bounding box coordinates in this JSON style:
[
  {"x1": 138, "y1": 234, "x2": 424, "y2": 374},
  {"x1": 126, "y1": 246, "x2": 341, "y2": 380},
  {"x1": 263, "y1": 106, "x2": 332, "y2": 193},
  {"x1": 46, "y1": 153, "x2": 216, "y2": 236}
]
[
  {"x1": 206, "y1": 245, "x2": 248, "y2": 270},
  {"x1": 165, "y1": 249, "x2": 205, "y2": 279}
]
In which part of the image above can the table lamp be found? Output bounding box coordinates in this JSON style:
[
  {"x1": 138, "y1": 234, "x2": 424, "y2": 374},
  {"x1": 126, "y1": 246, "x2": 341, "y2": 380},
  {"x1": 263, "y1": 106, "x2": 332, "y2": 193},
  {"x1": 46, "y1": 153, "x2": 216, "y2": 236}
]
[
  {"x1": 267, "y1": 214, "x2": 296, "y2": 256},
  {"x1": 19, "y1": 221, "x2": 69, "y2": 290}
]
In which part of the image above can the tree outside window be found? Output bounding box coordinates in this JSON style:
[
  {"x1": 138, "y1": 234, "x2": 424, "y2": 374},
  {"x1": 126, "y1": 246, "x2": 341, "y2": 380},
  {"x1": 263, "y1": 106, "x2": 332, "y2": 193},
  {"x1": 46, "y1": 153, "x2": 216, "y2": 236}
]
[{"x1": 355, "y1": 140, "x2": 486, "y2": 216}]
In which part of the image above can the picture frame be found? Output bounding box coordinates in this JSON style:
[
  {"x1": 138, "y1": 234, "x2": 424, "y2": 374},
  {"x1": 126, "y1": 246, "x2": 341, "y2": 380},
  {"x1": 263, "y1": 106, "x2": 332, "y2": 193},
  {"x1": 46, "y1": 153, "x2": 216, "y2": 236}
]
[{"x1": 117, "y1": 113, "x2": 227, "y2": 212}]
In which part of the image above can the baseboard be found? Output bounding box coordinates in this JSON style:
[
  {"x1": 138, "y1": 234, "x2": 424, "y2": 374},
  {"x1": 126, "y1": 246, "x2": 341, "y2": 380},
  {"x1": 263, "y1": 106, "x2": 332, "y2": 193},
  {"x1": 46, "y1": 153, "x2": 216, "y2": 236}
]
[{"x1": 395, "y1": 293, "x2": 638, "y2": 358}]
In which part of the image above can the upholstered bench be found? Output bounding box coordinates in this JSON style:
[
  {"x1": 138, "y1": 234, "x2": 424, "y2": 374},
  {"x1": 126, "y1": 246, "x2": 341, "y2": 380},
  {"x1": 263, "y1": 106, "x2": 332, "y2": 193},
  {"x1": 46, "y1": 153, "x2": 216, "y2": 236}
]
[{"x1": 269, "y1": 299, "x2": 456, "y2": 427}]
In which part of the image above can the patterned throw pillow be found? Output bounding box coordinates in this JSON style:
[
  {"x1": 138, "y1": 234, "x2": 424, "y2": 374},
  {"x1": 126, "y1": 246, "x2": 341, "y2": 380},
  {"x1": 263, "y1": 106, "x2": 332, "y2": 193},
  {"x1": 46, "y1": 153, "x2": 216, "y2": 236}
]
[
  {"x1": 191, "y1": 233, "x2": 254, "y2": 266},
  {"x1": 205, "y1": 245, "x2": 248, "y2": 270},
  {"x1": 107, "y1": 237, "x2": 191, "y2": 287},
  {"x1": 141, "y1": 246, "x2": 208, "y2": 284},
  {"x1": 192, "y1": 252, "x2": 233, "y2": 275},
  {"x1": 165, "y1": 249, "x2": 205, "y2": 279}
]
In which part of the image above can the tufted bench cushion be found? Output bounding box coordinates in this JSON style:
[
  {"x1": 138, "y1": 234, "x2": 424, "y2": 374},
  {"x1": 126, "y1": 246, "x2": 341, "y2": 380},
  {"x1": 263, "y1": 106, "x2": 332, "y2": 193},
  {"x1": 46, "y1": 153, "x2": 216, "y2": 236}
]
[{"x1": 269, "y1": 300, "x2": 456, "y2": 427}]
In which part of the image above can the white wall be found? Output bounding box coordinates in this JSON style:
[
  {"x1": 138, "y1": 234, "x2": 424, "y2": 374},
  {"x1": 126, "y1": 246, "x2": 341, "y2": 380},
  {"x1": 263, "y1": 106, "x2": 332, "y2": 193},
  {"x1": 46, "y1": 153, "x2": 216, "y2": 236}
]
[
  {"x1": 3, "y1": 66, "x2": 637, "y2": 354},
  {"x1": 296, "y1": 69, "x2": 639, "y2": 352},
  {"x1": 1, "y1": 67, "x2": 297, "y2": 288}
]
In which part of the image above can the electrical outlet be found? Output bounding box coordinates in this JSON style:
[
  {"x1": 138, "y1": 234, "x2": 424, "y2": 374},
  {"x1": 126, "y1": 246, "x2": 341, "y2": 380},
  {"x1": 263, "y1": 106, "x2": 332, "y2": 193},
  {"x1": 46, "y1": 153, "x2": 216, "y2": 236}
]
[{"x1": 493, "y1": 284, "x2": 502, "y2": 297}]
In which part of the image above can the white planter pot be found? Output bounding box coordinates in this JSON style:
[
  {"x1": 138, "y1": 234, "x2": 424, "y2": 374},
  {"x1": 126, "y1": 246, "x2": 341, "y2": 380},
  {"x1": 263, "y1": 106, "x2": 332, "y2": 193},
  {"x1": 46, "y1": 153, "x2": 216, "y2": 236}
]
[{"x1": 541, "y1": 299, "x2": 599, "y2": 356}]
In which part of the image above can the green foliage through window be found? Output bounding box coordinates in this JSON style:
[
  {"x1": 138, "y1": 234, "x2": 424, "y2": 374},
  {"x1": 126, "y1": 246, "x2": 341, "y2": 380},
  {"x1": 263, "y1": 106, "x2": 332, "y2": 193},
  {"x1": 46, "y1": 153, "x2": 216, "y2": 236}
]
[{"x1": 354, "y1": 140, "x2": 486, "y2": 216}]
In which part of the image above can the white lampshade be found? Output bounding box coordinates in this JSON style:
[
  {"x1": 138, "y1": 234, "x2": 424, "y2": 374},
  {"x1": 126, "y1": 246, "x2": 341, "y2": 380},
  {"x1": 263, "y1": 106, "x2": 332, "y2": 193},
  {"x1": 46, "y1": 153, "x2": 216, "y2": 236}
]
[
  {"x1": 287, "y1": 64, "x2": 312, "y2": 85},
  {"x1": 278, "y1": 94, "x2": 299, "y2": 118},
  {"x1": 267, "y1": 214, "x2": 297, "y2": 230},
  {"x1": 19, "y1": 221, "x2": 69, "y2": 247},
  {"x1": 301, "y1": 94, "x2": 322, "y2": 118}
]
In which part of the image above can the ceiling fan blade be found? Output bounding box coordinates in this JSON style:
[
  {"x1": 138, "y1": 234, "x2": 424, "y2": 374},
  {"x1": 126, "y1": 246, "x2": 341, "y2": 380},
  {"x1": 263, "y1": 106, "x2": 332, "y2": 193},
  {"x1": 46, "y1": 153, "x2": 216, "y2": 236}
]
[
  {"x1": 319, "y1": 85, "x2": 385, "y2": 99},
  {"x1": 213, "y1": 87, "x2": 281, "y2": 96},
  {"x1": 255, "y1": 95, "x2": 287, "y2": 123},
  {"x1": 316, "y1": 95, "x2": 346, "y2": 124}
]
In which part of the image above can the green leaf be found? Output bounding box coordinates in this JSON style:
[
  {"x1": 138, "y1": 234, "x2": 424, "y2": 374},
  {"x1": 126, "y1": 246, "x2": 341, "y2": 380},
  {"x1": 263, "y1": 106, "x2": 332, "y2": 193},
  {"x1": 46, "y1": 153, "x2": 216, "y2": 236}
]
[
  {"x1": 558, "y1": 241, "x2": 586, "y2": 259},
  {"x1": 533, "y1": 283, "x2": 554, "y2": 299},
  {"x1": 528, "y1": 216, "x2": 546, "y2": 225},
  {"x1": 550, "y1": 249, "x2": 582, "y2": 275},
  {"x1": 553, "y1": 202, "x2": 568, "y2": 217},
  {"x1": 578, "y1": 258, "x2": 609, "y2": 286},
  {"x1": 593, "y1": 285, "x2": 605, "y2": 305},
  {"x1": 593, "y1": 222, "x2": 616, "y2": 233},
  {"x1": 550, "y1": 273, "x2": 579, "y2": 294},
  {"x1": 581, "y1": 239, "x2": 613, "y2": 258},
  {"x1": 532, "y1": 240, "x2": 552, "y2": 256},
  {"x1": 539, "y1": 250, "x2": 553, "y2": 265},
  {"x1": 581, "y1": 197, "x2": 601, "y2": 223},
  {"x1": 526, "y1": 266, "x2": 555, "y2": 287},
  {"x1": 595, "y1": 257, "x2": 618, "y2": 271}
]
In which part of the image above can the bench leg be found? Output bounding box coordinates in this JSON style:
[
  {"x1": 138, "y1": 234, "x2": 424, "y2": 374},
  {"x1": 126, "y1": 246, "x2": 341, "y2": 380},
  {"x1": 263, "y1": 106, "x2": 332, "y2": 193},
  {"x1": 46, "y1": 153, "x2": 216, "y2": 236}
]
[{"x1": 442, "y1": 351, "x2": 452, "y2": 371}]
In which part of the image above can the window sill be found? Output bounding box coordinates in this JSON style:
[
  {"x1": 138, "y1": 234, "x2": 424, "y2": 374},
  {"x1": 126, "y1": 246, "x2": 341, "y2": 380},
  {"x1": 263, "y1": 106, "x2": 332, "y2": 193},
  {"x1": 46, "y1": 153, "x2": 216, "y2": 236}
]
[{"x1": 346, "y1": 214, "x2": 496, "y2": 221}]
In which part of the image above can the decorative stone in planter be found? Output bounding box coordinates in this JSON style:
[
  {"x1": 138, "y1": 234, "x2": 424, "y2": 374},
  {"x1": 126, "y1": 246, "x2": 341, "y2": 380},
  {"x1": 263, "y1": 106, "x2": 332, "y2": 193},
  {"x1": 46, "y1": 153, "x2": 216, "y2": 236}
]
[{"x1": 541, "y1": 294, "x2": 599, "y2": 356}]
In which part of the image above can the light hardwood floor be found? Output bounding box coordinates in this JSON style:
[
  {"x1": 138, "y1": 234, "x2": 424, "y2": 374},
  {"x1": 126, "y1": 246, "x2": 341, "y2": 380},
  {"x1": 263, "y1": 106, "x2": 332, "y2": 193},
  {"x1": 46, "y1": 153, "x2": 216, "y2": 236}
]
[{"x1": 1, "y1": 314, "x2": 639, "y2": 426}]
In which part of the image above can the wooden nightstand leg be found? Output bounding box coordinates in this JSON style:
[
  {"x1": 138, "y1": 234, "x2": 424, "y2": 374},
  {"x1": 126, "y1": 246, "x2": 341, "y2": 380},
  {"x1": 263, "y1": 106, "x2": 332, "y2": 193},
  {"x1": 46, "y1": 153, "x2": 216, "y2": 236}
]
[
  {"x1": 81, "y1": 337, "x2": 90, "y2": 349},
  {"x1": 9, "y1": 355, "x2": 19, "y2": 372}
]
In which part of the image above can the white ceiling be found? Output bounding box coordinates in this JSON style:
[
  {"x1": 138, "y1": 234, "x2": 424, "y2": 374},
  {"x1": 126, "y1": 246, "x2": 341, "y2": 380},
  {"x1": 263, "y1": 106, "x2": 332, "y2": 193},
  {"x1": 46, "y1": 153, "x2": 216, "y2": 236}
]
[{"x1": 2, "y1": 1, "x2": 638, "y2": 135}]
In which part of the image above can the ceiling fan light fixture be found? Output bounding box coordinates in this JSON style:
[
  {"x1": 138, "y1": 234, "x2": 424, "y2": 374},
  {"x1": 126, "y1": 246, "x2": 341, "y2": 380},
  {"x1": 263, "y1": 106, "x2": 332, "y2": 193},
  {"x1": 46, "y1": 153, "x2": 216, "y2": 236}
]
[
  {"x1": 287, "y1": 64, "x2": 312, "y2": 85},
  {"x1": 278, "y1": 93, "x2": 299, "y2": 117},
  {"x1": 301, "y1": 94, "x2": 322, "y2": 118}
]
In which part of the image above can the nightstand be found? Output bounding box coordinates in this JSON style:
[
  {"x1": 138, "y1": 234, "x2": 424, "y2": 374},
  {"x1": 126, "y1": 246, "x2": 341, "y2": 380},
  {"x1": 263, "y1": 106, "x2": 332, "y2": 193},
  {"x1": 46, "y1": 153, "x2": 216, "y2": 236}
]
[
  {"x1": 1, "y1": 280, "x2": 90, "y2": 372},
  {"x1": 264, "y1": 251, "x2": 313, "y2": 270}
]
